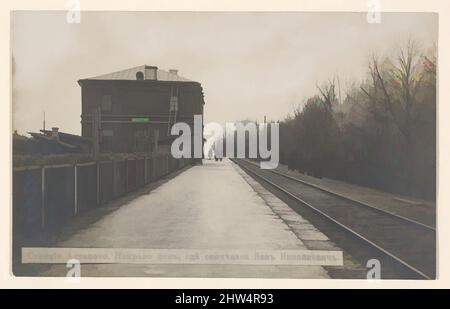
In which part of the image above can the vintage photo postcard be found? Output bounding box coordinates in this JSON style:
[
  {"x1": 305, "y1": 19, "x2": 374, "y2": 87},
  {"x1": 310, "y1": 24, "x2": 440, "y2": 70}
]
[{"x1": 5, "y1": 1, "x2": 446, "y2": 290}]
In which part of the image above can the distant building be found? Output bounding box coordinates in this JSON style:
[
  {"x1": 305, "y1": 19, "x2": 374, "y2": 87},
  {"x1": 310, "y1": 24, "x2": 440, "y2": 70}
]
[
  {"x1": 16, "y1": 127, "x2": 92, "y2": 155},
  {"x1": 78, "y1": 65, "x2": 205, "y2": 156}
]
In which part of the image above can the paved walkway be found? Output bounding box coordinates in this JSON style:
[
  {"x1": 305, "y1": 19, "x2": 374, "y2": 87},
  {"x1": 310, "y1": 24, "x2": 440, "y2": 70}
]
[{"x1": 37, "y1": 159, "x2": 336, "y2": 278}]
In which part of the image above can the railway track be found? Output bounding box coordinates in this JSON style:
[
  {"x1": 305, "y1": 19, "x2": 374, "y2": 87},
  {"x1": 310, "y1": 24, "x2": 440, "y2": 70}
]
[{"x1": 232, "y1": 158, "x2": 436, "y2": 279}]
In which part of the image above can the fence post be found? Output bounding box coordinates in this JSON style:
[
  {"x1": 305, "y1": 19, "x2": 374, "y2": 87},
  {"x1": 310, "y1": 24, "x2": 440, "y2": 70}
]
[
  {"x1": 41, "y1": 167, "x2": 46, "y2": 230},
  {"x1": 144, "y1": 158, "x2": 148, "y2": 184},
  {"x1": 112, "y1": 160, "x2": 116, "y2": 197},
  {"x1": 126, "y1": 160, "x2": 129, "y2": 192},
  {"x1": 135, "y1": 159, "x2": 139, "y2": 189},
  {"x1": 166, "y1": 155, "x2": 169, "y2": 175},
  {"x1": 96, "y1": 162, "x2": 100, "y2": 205},
  {"x1": 74, "y1": 164, "x2": 78, "y2": 215}
]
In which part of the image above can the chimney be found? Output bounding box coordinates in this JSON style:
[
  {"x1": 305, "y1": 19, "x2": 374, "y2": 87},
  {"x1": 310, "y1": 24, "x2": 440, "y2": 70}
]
[
  {"x1": 145, "y1": 65, "x2": 158, "y2": 80},
  {"x1": 169, "y1": 69, "x2": 178, "y2": 76},
  {"x1": 51, "y1": 127, "x2": 59, "y2": 140}
]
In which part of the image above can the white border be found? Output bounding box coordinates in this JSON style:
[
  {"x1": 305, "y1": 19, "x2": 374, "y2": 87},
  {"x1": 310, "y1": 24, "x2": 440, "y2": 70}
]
[{"x1": 1, "y1": 0, "x2": 448, "y2": 289}]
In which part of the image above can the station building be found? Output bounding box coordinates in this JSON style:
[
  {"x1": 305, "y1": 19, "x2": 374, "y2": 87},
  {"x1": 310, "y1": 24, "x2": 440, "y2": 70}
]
[{"x1": 78, "y1": 65, "x2": 205, "y2": 156}]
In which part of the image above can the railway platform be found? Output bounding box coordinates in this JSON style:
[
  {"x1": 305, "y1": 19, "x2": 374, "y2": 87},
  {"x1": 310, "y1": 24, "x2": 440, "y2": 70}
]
[{"x1": 33, "y1": 159, "x2": 361, "y2": 278}]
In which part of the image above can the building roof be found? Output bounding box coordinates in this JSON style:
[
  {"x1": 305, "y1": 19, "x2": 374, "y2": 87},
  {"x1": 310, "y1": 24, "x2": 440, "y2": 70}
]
[
  {"x1": 81, "y1": 65, "x2": 193, "y2": 82},
  {"x1": 28, "y1": 132, "x2": 80, "y2": 150},
  {"x1": 39, "y1": 130, "x2": 92, "y2": 144},
  {"x1": 27, "y1": 129, "x2": 92, "y2": 152}
]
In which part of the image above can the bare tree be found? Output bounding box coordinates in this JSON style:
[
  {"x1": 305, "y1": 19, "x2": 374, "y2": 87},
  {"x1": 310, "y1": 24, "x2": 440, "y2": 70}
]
[
  {"x1": 316, "y1": 78, "x2": 337, "y2": 111},
  {"x1": 361, "y1": 41, "x2": 427, "y2": 145},
  {"x1": 278, "y1": 40, "x2": 436, "y2": 199}
]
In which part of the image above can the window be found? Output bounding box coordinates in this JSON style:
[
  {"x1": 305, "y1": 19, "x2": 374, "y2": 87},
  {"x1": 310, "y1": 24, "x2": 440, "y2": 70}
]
[
  {"x1": 100, "y1": 137, "x2": 112, "y2": 153},
  {"x1": 101, "y1": 95, "x2": 112, "y2": 112},
  {"x1": 100, "y1": 129, "x2": 113, "y2": 152},
  {"x1": 133, "y1": 128, "x2": 151, "y2": 152},
  {"x1": 101, "y1": 129, "x2": 113, "y2": 137}
]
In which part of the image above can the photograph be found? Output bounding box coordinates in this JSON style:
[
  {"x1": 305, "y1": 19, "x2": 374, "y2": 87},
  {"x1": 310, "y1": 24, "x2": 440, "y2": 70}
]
[{"x1": 9, "y1": 8, "x2": 438, "y2": 284}]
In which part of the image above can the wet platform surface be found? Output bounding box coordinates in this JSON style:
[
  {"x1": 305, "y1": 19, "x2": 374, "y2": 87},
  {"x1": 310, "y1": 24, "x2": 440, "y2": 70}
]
[{"x1": 38, "y1": 159, "x2": 334, "y2": 278}]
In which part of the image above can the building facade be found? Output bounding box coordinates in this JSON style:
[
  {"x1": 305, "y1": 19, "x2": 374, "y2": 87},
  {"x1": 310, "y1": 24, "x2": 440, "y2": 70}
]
[{"x1": 78, "y1": 65, "x2": 205, "y2": 157}]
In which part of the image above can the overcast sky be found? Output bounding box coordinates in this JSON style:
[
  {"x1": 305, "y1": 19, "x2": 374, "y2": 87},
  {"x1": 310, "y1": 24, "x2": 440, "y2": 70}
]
[{"x1": 12, "y1": 11, "x2": 437, "y2": 135}]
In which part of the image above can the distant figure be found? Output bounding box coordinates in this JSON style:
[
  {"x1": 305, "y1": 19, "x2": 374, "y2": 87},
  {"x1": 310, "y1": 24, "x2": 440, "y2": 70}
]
[{"x1": 207, "y1": 147, "x2": 214, "y2": 160}]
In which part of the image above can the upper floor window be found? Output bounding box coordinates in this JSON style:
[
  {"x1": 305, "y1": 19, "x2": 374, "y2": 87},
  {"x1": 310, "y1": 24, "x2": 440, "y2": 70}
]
[{"x1": 101, "y1": 95, "x2": 112, "y2": 112}]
